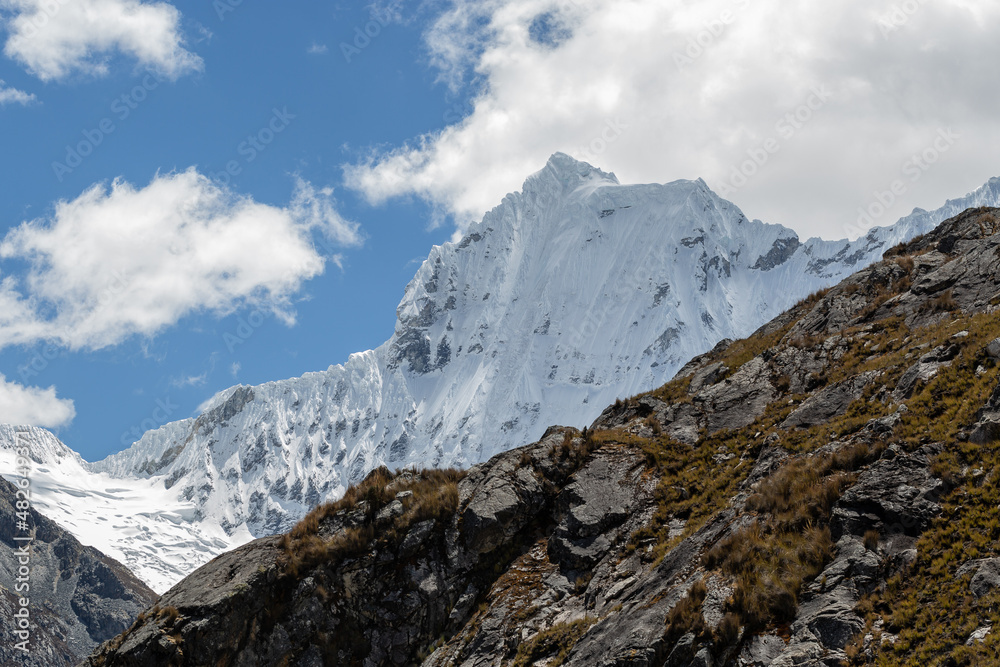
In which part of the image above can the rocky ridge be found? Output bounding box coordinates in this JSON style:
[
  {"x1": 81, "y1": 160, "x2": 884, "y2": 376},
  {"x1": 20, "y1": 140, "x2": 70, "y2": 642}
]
[
  {"x1": 20, "y1": 160, "x2": 1000, "y2": 592},
  {"x1": 83, "y1": 209, "x2": 1000, "y2": 666},
  {"x1": 0, "y1": 474, "x2": 157, "y2": 666}
]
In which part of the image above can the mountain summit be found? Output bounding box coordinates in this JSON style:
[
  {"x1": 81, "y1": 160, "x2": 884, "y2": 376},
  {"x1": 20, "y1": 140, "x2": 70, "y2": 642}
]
[
  {"x1": 5, "y1": 156, "x2": 1000, "y2": 591},
  {"x1": 85, "y1": 206, "x2": 1000, "y2": 667}
]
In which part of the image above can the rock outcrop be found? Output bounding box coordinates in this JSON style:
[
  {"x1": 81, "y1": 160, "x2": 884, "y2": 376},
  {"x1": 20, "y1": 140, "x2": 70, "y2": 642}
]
[{"x1": 0, "y1": 477, "x2": 157, "y2": 666}]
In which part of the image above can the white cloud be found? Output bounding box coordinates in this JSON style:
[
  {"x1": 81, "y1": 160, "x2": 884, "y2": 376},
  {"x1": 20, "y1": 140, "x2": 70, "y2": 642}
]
[
  {"x1": 0, "y1": 79, "x2": 34, "y2": 105},
  {"x1": 170, "y1": 372, "x2": 207, "y2": 388},
  {"x1": 0, "y1": 170, "x2": 361, "y2": 350},
  {"x1": 1, "y1": 0, "x2": 202, "y2": 81},
  {"x1": 0, "y1": 374, "x2": 75, "y2": 428},
  {"x1": 345, "y1": 0, "x2": 1000, "y2": 239},
  {"x1": 307, "y1": 42, "x2": 328, "y2": 55}
]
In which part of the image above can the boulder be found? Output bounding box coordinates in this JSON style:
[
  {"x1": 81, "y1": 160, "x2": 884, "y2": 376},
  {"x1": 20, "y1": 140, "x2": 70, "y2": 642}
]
[
  {"x1": 966, "y1": 558, "x2": 1000, "y2": 598},
  {"x1": 894, "y1": 344, "x2": 960, "y2": 399},
  {"x1": 971, "y1": 384, "x2": 1000, "y2": 444},
  {"x1": 783, "y1": 371, "x2": 879, "y2": 429},
  {"x1": 549, "y1": 450, "x2": 645, "y2": 569},
  {"x1": 832, "y1": 446, "x2": 944, "y2": 538},
  {"x1": 695, "y1": 357, "x2": 776, "y2": 433}
]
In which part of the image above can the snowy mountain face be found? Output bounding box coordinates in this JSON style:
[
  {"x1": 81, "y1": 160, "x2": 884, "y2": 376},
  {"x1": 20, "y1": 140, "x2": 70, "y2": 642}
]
[
  {"x1": 5, "y1": 155, "x2": 999, "y2": 591},
  {"x1": 0, "y1": 425, "x2": 250, "y2": 593}
]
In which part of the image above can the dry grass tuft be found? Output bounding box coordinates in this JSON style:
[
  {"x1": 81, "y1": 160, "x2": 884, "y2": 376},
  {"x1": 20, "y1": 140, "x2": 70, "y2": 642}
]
[{"x1": 280, "y1": 467, "x2": 465, "y2": 577}]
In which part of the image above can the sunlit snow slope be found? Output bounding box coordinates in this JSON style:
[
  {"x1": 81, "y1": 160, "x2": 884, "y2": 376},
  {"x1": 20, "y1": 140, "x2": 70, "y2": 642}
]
[
  {"x1": 5, "y1": 154, "x2": 999, "y2": 590},
  {"x1": 0, "y1": 425, "x2": 251, "y2": 593}
]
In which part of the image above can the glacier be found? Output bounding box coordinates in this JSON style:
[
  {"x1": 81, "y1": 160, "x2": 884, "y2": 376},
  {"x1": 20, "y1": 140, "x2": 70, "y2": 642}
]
[{"x1": 3, "y1": 153, "x2": 999, "y2": 592}]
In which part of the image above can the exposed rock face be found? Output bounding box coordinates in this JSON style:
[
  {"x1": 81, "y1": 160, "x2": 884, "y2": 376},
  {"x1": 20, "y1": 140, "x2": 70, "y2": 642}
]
[
  {"x1": 783, "y1": 371, "x2": 879, "y2": 429},
  {"x1": 962, "y1": 558, "x2": 1000, "y2": 599},
  {"x1": 0, "y1": 477, "x2": 157, "y2": 666},
  {"x1": 894, "y1": 344, "x2": 960, "y2": 399},
  {"x1": 971, "y1": 383, "x2": 1000, "y2": 444},
  {"x1": 85, "y1": 207, "x2": 1000, "y2": 666},
  {"x1": 83, "y1": 430, "x2": 661, "y2": 666},
  {"x1": 85, "y1": 429, "x2": 944, "y2": 667},
  {"x1": 832, "y1": 445, "x2": 945, "y2": 538}
]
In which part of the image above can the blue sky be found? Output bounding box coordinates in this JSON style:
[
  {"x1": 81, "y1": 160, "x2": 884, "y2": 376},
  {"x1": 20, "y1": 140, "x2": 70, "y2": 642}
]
[
  {"x1": 0, "y1": 1, "x2": 461, "y2": 459},
  {"x1": 1, "y1": 0, "x2": 998, "y2": 460}
]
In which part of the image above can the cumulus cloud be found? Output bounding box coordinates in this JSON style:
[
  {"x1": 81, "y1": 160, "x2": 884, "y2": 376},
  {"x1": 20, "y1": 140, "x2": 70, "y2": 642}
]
[
  {"x1": 1, "y1": 0, "x2": 202, "y2": 81},
  {"x1": 0, "y1": 79, "x2": 34, "y2": 105},
  {"x1": 346, "y1": 0, "x2": 1000, "y2": 239},
  {"x1": 0, "y1": 170, "x2": 361, "y2": 350},
  {"x1": 0, "y1": 374, "x2": 75, "y2": 428}
]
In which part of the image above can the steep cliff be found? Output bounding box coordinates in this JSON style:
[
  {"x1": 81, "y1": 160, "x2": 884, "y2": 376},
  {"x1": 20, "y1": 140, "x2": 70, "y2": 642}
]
[{"x1": 0, "y1": 474, "x2": 157, "y2": 666}]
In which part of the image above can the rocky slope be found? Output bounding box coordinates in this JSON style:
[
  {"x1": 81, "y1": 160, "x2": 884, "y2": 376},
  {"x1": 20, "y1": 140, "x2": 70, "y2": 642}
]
[
  {"x1": 20, "y1": 158, "x2": 1000, "y2": 592},
  {"x1": 0, "y1": 472, "x2": 157, "y2": 666},
  {"x1": 84, "y1": 207, "x2": 1000, "y2": 666}
]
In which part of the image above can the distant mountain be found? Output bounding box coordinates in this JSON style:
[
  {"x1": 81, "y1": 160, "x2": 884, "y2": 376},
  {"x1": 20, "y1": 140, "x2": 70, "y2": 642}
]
[
  {"x1": 0, "y1": 425, "x2": 247, "y2": 594},
  {"x1": 0, "y1": 444, "x2": 157, "y2": 666},
  {"x1": 5, "y1": 156, "x2": 999, "y2": 591}
]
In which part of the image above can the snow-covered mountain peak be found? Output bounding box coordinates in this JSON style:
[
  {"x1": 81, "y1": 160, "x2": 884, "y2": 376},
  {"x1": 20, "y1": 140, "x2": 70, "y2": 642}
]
[
  {"x1": 8, "y1": 161, "x2": 1000, "y2": 591},
  {"x1": 533, "y1": 151, "x2": 620, "y2": 191},
  {"x1": 0, "y1": 424, "x2": 83, "y2": 468}
]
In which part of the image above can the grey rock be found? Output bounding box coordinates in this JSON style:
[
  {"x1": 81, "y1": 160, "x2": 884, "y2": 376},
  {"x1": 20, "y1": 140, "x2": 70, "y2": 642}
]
[
  {"x1": 0, "y1": 478, "x2": 156, "y2": 667},
  {"x1": 968, "y1": 558, "x2": 1000, "y2": 598},
  {"x1": 549, "y1": 451, "x2": 645, "y2": 569},
  {"x1": 742, "y1": 447, "x2": 789, "y2": 491},
  {"x1": 971, "y1": 415, "x2": 1000, "y2": 444},
  {"x1": 376, "y1": 499, "x2": 405, "y2": 523},
  {"x1": 783, "y1": 371, "x2": 879, "y2": 429},
  {"x1": 967, "y1": 626, "x2": 991, "y2": 645},
  {"x1": 793, "y1": 584, "x2": 864, "y2": 650},
  {"x1": 894, "y1": 344, "x2": 959, "y2": 399},
  {"x1": 689, "y1": 361, "x2": 729, "y2": 394},
  {"x1": 810, "y1": 536, "x2": 879, "y2": 592},
  {"x1": 971, "y1": 383, "x2": 1000, "y2": 444},
  {"x1": 753, "y1": 237, "x2": 802, "y2": 272},
  {"x1": 702, "y1": 575, "x2": 733, "y2": 628},
  {"x1": 692, "y1": 646, "x2": 715, "y2": 667},
  {"x1": 739, "y1": 634, "x2": 786, "y2": 666},
  {"x1": 695, "y1": 357, "x2": 776, "y2": 433},
  {"x1": 400, "y1": 520, "x2": 436, "y2": 555},
  {"x1": 665, "y1": 632, "x2": 697, "y2": 666},
  {"x1": 832, "y1": 446, "x2": 944, "y2": 538}
]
